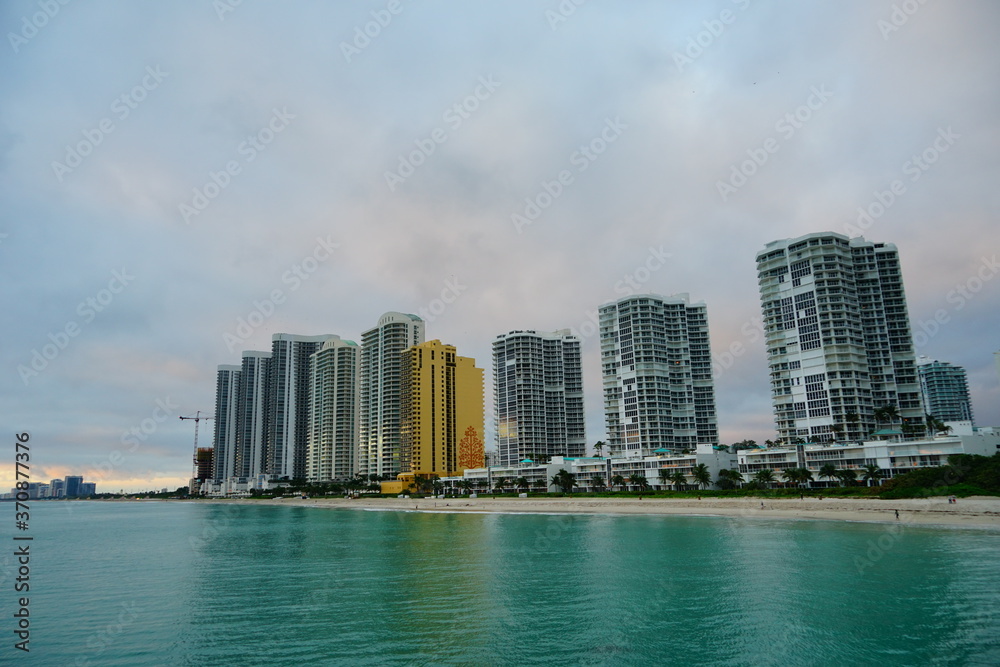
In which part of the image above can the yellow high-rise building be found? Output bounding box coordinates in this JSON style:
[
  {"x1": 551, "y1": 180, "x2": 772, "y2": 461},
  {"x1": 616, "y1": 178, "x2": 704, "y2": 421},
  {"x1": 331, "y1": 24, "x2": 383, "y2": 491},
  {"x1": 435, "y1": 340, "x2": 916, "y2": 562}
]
[{"x1": 398, "y1": 340, "x2": 484, "y2": 481}]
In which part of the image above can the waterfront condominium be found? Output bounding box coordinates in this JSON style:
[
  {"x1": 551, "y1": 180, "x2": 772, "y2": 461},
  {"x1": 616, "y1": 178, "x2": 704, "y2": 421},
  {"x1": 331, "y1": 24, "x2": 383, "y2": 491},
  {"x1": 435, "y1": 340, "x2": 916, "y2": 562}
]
[
  {"x1": 917, "y1": 357, "x2": 974, "y2": 424},
  {"x1": 266, "y1": 333, "x2": 339, "y2": 481},
  {"x1": 399, "y1": 340, "x2": 485, "y2": 478},
  {"x1": 212, "y1": 364, "x2": 241, "y2": 481},
  {"x1": 492, "y1": 329, "x2": 585, "y2": 465},
  {"x1": 756, "y1": 232, "x2": 922, "y2": 443},
  {"x1": 360, "y1": 312, "x2": 426, "y2": 477},
  {"x1": 599, "y1": 293, "x2": 718, "y2": 457},
  {"x1": 307, "y1": 337, "x2": 361, "y2": 483},
  {"x1": 234, "y1": 350, "x2": 270, "y2": 480}
]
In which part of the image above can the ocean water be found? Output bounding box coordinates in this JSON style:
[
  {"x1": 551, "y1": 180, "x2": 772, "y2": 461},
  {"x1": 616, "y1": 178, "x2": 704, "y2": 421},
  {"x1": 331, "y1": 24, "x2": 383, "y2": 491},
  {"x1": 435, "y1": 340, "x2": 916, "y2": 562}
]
[{"x1": 5, "y1": 501, "x2": 999, "y2": 666}]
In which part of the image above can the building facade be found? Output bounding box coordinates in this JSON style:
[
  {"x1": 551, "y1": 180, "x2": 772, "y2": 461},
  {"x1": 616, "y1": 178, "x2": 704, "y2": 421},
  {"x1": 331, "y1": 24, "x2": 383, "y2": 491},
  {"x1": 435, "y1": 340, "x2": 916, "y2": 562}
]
[
  {"x1": 756, "y1": 233, "x2": 922, "y2": 443},
  {"x1": 917, "y1": 357, "x2": 974, "y2": 424},
  {"x1": 360, "y1": 312, "x2": 426, "y2": 477},
  {"x1": 493, "y1": 329, "x2": 586, "y2": 466},
  {"x1": 266, "y1": 334, "x2": 338, "y2": 480},
  {"x1": 600, "y1": 293, "x2": 718, "y2": 457},
  {"x1": 212, "y1": 364, "x2": 241, "y2": 481},
  {"x1": 307, "y1": 337, "x2": 361, "y2": 483},
  {"x1": 399, "y1": 340, "x2": 484, "y2": 478},
  {"x1": 235, "y1": 350, "x2": 271, "y2": 480}
]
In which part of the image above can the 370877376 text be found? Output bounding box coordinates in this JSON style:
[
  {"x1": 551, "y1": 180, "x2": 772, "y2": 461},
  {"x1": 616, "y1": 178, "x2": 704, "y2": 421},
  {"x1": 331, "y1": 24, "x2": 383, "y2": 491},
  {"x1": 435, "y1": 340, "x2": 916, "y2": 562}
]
[{"x1": 13, "y1": 431, "x2": 32, "y2": 653}]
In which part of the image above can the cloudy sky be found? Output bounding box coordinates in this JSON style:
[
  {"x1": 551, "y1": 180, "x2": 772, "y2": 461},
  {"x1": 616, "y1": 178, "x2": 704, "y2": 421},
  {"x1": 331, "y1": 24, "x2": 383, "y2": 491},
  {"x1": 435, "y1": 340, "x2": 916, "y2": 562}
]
[{"x1": 2, "y1": 0, "x2": 998, "y2": 492}]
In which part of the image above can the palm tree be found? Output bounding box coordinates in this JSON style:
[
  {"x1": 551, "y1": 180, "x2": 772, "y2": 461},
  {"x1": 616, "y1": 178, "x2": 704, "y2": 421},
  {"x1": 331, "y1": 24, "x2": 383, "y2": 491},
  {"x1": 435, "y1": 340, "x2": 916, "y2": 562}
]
[
  {"x1": 627, "y1": 473, "x2": 648, "y2": 492},
  {"x1": 754, "y1": 469, "x2": 775, "y2": 489},
  {"x1": 861, "y1": 464, "x2": 882, "y2": 487},
  {"x1": 657, "y1": 468, "x2": 671, "y2": 490},
  {"x1": 458, "y1": 480, "x2": 473, "y2": 496},
  {"x1": 533, "y1": 478, "x2": 548, "y2": 492},
  {"x1": 589, "y1": 474, "x2": 606, "y2": 492},
  {"x1": 514, "y1": 477, "x2": 530, "y2": 493},
  {"x1": 836, "y1": 468, "x2": 858, "y2": 486},
  {"x1": 799, "y1": 468, "x2": 813, "y2": 488},
  {"x1": 829, "y1": 424, "x2": 844, "y2": 442},
  {"x1": 691, "y1": 463, "x2": 712, "y2": 490},
  {"x1": 844, "y1": 411, "x2": 860, "y2": 438},
  {"x1": 781, "y1": 467, "x2": 801, "y2": 488},
  {"x1": 493, "y1": 476, "x2": 508, "y2": 494},
  {"x1": 819, "y1": 463, "x2": 838, "y2": 487},
  {"x1": 593, "y1": 441, "x2": 605, "y2": 458},
  {"x1": 671, "y1": 470, "x2": 686, "y2": 492},
  {"x1": 610, "y1": 474, "x2": 625, "y2": 492},
  {"x1": 432, "y1": 479, "x2": 444, "y2": 496},
  {"x1": 550, "y1": 469, "x2": 576, "y2": 494},
  {"x1": 874, "y1": 404, "x2": 900, "y2": 432}
]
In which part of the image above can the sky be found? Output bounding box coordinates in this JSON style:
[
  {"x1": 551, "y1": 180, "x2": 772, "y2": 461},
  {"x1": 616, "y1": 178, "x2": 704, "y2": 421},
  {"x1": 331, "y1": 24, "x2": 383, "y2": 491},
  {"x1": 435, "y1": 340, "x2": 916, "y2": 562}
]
[{"x1": 2, "y1": 0, "x2": 998, "y2": 493}]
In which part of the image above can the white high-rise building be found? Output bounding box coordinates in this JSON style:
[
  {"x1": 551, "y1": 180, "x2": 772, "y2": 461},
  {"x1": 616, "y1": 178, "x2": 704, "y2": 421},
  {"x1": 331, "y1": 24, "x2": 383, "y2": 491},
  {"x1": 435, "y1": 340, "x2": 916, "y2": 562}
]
[
  {"x1": 493, "y1": 330, "x2": 585, "y2": 465},
  {"x1": 235, "y1": 350, "x2": 270, "y2": 479},
  {"x1": 360, "y1": 312, "x2": 425, "y2": 477},
  {"x1": 917, "y1": 357, "x2": 974, "y2": 424},
  {"x1": 266, "y1": 334, "x2": 338, "y2": 480},
  {"x1": 600, "y1": 293, "x2": 718, "y2": 456},
  {"x1": 307, "y1": 337, "x2": 361, "y2": 482},
  {"x1": 756, "y1": 232, "x2": 922, "y2": 443},
  {"x1": 212, "y1": 364, "x2": 241, "y2": 481}
]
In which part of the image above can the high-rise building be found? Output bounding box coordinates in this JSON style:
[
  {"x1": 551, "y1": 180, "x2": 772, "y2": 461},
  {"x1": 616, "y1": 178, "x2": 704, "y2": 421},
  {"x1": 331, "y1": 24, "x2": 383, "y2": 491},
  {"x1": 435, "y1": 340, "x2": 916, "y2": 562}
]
[
  {"x1": 64, "y1": 475, "x2": 83, "y2": 498},
  {"x1": 399, "y1": 340, "x2": 484, "y2": 477},
  {"x1": 235, "y1": 350, "x2": 270, "y2": 479},
  {"x1": 360, "y1": 312, "x2": 425, "y2": 477},
  {"x1": 600, "y1": 293, "x2": 718, "y2": 456},
  {"x1": 917, "y1": 357, "x2": 974, "y2": 424},
  {"x1": 212, "y1": 364, "x2": 241, "y2": 481},
  {"x1": 195, "y1": 447, "x2": 214, "y2": 481},
  {"x1": 80, "y1": 482, "x2": 96, "y2": 497},
  {"x1": 266, "y1": 334, "x2": 337, "y2": 481},
  {"x1": 49, "y1": 478, "x2": 64, "y2": 498},
  {"x1": 492, "y1": 329, "x2": 585, "y2": 465},
  {"x1": 307, "y1": 337, "x2": 361, "y2": 483},
  {"x1": 756, "y1": 232, "x2": 922, "y2": 442}
]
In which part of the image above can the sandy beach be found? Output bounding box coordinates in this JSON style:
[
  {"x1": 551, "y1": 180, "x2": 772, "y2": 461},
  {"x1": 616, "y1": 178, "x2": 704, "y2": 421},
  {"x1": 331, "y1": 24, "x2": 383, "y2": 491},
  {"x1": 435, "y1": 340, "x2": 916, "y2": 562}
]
[{"x1": 201, "y1": 495, "x2": 1000, "y2": 528}]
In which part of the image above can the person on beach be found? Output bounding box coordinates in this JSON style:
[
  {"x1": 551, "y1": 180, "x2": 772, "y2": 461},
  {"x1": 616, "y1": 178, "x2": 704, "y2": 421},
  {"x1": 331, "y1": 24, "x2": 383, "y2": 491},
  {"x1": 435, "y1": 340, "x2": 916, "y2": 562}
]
[{"x1": 895, "y1": 509, "x2": 899, "y2": 520}]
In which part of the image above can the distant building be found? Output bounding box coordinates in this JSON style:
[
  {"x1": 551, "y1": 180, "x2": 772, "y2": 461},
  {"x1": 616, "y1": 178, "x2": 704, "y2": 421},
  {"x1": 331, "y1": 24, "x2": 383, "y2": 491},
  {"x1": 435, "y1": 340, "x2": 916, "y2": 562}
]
[
  {"x1": 195, "y1": 448, "x2": 214, "y2": 481},
  {"x1": 492, "y1": 330, "x2": 586, "y2": 466},
  {"x1": 80, "y1": 482, "x2": 96, "y2": 497},
  {"x1": 360, "y1": 312, "x2": 425, "y2": 477},
  {"x1": 307, "y1": 337, "x2": 361, "y2": 483},
  {"x1": 235, "y1": 350, "x2": 271, "y2": 479},
  {"x1": 213, "y1": 364, "x2": 241, "y2": 481},
  {"x1": 756, "y1": 232, "x2": 922, "y2": 442},
  {"x1": 600, "y1": 293, "x2": 718, "y2": 456},
  {"x1": 64, "y1": 475, "x2": 83, "y2": 498},
  {"x1": 399, "y1": 340, "x2": 484, "y2": 479},
  {"x1": 50, "y1": 479, "x2": 64, "y2": 498},
  {"x1": 266, "y1": 334, "x2": 339, "y2": 480},
  {"x1": 918, "y1": 357, "x2": 974, "y2": 424}
]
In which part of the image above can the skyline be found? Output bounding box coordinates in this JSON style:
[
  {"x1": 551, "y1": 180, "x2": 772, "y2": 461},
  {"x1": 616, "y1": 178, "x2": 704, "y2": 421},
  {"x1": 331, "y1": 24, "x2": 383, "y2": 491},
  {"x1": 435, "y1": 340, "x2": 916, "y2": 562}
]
[{"x1": 2, "y1": 1, "x2": 999, "y2": 492}]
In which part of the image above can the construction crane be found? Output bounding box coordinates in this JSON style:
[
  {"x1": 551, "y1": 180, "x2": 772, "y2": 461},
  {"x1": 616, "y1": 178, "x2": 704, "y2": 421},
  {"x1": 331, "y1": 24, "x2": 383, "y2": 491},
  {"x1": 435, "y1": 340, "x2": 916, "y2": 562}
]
[{"x1": 180, "y1": 411, "x2": 214, "y2": 494}]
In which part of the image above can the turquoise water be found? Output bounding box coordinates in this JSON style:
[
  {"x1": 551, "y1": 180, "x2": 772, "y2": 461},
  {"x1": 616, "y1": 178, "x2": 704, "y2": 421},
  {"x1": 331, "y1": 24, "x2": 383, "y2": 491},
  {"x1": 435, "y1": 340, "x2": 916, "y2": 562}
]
[{"x1": 5, "y1": 502, "x2": 999, "y2": 666}]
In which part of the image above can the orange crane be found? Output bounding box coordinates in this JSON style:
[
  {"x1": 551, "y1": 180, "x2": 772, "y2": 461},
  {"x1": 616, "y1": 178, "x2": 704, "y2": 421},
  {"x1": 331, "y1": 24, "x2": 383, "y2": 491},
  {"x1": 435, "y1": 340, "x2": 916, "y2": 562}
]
[{"x1": 180, "y1": 411, "x2": 214, "y2": 492}]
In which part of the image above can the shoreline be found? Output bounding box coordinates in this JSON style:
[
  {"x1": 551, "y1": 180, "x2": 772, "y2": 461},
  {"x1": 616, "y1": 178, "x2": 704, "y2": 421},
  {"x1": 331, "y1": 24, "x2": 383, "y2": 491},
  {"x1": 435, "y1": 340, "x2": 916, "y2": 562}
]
[{"x1": 190, "y1": 495, "x2": 1000, "y2": 529}]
